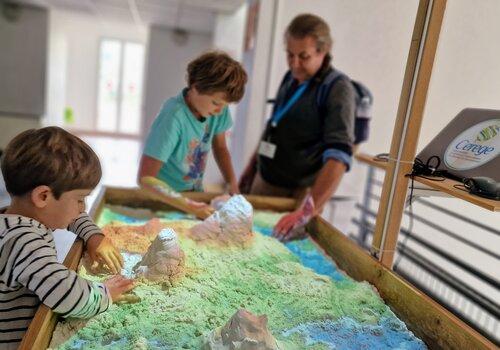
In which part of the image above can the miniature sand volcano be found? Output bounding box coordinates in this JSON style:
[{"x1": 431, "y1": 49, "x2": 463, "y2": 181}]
[
  {"x1": 202, "y1": 309, "x2": 279, "y2": 350},
  {"x1": 191, "y1": 195, "x2": 254, "y2": 246},
  {"x1": 133, "y1": 228, "x2": 185, "y2": 282}
]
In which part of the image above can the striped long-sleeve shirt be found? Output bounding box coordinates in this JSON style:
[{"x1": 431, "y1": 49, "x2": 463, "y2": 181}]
[{"x1": 0, "y1": 212, "x2": 112, "y2": 349}]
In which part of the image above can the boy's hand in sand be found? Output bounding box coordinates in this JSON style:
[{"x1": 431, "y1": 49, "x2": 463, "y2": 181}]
[
  {"x1": 186, "y1": 198, "x2": 215, "y2": 217},
  {"x1": 86, "y1": 235, "x2": 124, "y2": 274},
  {"x1": 104, "y1": 275, "x2": 136, "y2": 302}
]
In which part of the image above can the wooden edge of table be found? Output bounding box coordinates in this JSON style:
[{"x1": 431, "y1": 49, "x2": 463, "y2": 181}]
[
  {"x1": 18, "y1": 240, "x2": 84, "y2": 350},
  {"x1": 307, "y1": 216, "x2": 496, "y2": 350},
  {"x1": 103, "y1": 186, "x2": 298, "y2": 212}
]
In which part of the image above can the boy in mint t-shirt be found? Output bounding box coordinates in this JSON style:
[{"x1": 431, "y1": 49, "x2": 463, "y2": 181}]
[{"x1": 138, "y1": 51, "x2": 247, "y2": 218}]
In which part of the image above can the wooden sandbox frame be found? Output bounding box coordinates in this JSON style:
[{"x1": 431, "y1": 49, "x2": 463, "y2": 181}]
[{"x1": 19, "y1": 186, "x2": 495, "y2": 350}]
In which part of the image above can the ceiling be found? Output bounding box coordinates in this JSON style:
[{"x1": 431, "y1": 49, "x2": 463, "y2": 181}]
[{"x1": 16, "y1": 0, "x2": 246, "y2": 33}]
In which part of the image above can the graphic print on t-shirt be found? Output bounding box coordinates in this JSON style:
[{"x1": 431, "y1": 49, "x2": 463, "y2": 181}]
[{"x1": 183, "y1": 125, "x2": 211, "y2": 190}]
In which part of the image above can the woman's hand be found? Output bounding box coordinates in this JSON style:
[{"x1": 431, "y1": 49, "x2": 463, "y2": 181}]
[{"x1": 272, "y1": 195, "x2": 315, "y2": 242}]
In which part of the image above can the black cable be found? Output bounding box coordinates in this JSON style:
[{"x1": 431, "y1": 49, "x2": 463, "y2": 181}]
[
  {"x1": 395, "y1": 155, "x2": 447, "y2": 269},
  {"x1": 411, "y1": 156, "x2": 447, "y2": 180}
]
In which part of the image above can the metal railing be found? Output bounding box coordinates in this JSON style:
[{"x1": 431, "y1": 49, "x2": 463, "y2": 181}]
[{"x1": 350, "y1": 163, "x2": 500, "y2": 345}]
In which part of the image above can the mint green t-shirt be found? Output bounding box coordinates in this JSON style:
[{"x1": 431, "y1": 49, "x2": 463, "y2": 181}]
[{"x1": 143, "y1": 90, "x2": 233, "y2": 192}]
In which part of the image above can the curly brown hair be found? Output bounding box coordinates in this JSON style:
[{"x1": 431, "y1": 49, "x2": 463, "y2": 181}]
[
  {"x1": 1, "y1": 127, "x2": 102, "y2": 199},
  {"x1": 186, "y1": 51, "x2": 247, "y2": 103}
]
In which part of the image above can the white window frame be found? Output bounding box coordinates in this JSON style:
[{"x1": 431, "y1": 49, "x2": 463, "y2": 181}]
[{"x1": 93, "y1": 37, "x2": 145, "y2": 138}]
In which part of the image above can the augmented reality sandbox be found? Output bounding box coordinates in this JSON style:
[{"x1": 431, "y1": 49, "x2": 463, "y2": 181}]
[{"x1": 48, "y1": 196, "x2": 426, "y2": 350}]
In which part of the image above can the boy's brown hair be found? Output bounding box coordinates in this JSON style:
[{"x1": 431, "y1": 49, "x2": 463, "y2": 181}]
[
  {"x1": 1, "y1": 127, "x2": 102, "y2": 199},
  {"x1": 187, "y1": 51, "x2": 247, "y2": 102}
]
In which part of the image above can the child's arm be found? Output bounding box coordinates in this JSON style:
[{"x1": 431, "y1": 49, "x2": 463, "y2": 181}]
[
  {"x1": 68, "y1": 213, "x2": 124, "y2": 274},
  {"x1": 67, "y1": 212, "x2": 103, "y2": 243},
  {"x1": 138, "y1": 175, "x2": 214, "y2": 219},
  {"x1": 212, "y1": 132, "x2": 239, "y2": 195},
  {"x1": 10, "y1": 232, "x2": 133, "y2": 318},
  {"x1": 138, "y1": 155, "x2": 213, "y2": 219}
]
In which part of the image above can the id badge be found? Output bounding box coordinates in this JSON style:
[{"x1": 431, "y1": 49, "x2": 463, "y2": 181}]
[{"x1": 258, "y1": 140, "x2": 277, "y2": 159}]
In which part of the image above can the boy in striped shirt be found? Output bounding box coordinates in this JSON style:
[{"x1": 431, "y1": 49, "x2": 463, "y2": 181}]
[{"x1": 0, "y1": 127, "x2": 135, "y2": 349}]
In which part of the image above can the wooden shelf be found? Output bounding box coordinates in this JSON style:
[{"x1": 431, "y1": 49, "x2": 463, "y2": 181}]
[
  {"x1": 355, "y1": 153, "x2": 388, "y2": 170},
  {"x1": 414, "y1": 176, "x2": 499, "y2": 212},
  {"x1": 355, "y1": 153, "x2": 500, "y2": 212}
]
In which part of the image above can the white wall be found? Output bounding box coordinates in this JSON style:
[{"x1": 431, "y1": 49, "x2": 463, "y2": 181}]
[
  {"x1": 420, "y1": 0, "x2": 500, "y2": 148},
  {"x1": 44, "y1": 9, "x2": 147, "y2": 130},
  {"x1": 205, "y1": 3, "x2": 248, "y2": 187},
  {"x1": 44, "y1": 10, "x2": 67, "y2": 128},
  {"x1": 213, "y1": 4, "x2": 247, "y2": 60},
  {"x1": 141, "y1": 26, "x2": 212, "y2": 134},
  {"x1": 0, "y1": 116, "x2": 41, "y2": 149},
  {"x1": 231, "y1": 0, "x2": 279, "y2": 176},
  {"x1": 0, "y1": 4, "x2": 46, "y2": 147},
  {"x1": 0, "y1": 4, "x2": 47, "y2": 117}
]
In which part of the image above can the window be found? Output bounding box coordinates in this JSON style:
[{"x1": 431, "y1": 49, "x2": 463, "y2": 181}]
[{"x1": 97, "y1": 39, "x2": 144, "y2": 135}]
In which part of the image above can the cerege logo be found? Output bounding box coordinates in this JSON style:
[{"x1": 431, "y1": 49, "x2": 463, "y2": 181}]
[
  {"x1": 476, "y1": 125, "x2": 499, "y2": 142},
  {"x1": 444, "y1": 119, "x2": 499, "y2": 171}
]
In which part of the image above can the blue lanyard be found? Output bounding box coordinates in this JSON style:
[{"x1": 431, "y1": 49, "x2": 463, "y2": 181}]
[{"x1": 270, "y1": 80, "x2": 309, "y2": 127}]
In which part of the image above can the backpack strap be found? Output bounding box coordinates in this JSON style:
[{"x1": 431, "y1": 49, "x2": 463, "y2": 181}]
[
  {"x1": 317, "y1": 69, "x2": 374, "y2": 145},
  {"x1": 316, "y1": 69, "x2": 349, "y2": 109},
  {"x1": 351, "y1": 80, "x2": 373, "y2": 117}
]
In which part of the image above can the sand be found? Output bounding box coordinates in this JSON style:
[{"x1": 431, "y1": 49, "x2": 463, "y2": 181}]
[{"x1": 48, "y1": 206, "x2": 426, "y2": 350}]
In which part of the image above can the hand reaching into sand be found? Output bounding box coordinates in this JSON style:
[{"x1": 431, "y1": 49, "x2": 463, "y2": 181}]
[
  {"x1": 86, "y1": 235, "x2": 124, "y2": 274},
  {"x1": 186, "y1": 198, "x2": 215, "y2": 218},
  {"x1": 273, "y1": 195, "x2": 315, "y2": 242},
  {"x1": 140, "y1": 176, "x2": 213, "y2": 219},
  {"x1": 103, "y1": 275, "x2": 136, "y2": 302}
]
